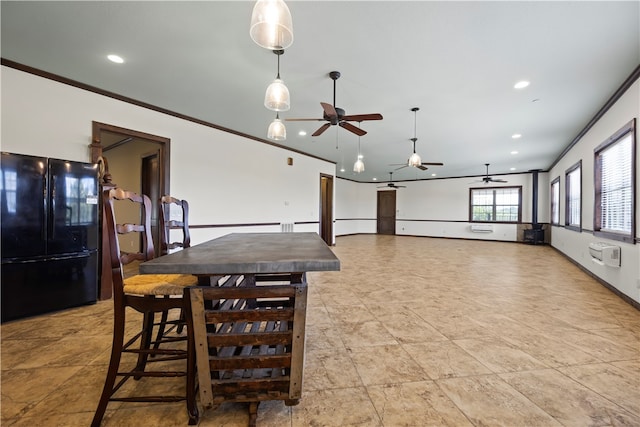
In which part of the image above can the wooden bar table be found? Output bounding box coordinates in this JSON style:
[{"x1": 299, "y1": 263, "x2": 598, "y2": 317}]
[
  {"x1": 139, "y1": 232, "x2": 340, "y2": 279},
  {"x1": 139, "y1": 232, "x2": 340, "y2": 424}
]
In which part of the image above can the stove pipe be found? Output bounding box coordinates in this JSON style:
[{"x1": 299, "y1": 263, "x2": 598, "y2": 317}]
[{"x1": 531, "y1": 169, "x2": 541, "y2": 229}]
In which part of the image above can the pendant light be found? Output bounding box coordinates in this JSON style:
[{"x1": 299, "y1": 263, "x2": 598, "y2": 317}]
[
  {"x1": 264, "y1": 49, "x2": 290, "y2": 111},
  {"x1": 353, "y1": 125, "x2": 365, "y2": 173},
  {"x1": 267, "y1": 113, "x2": 286, "y2": 140},
  {"x1": 408, "y1": 107, "x2": 422, "y2": 167},
  {"x1": 250, "y1": 0, "x2": 294, "y2": 50}
]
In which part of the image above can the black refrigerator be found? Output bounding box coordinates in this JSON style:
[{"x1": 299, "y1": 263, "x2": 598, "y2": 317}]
[{"x1": 1, "y1": 152, "x2": 99, "y2": 322}]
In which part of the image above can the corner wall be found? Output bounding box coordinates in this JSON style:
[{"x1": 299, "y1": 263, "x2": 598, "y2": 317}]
[{"x1": 1, "y1": 66, "x2": 336, "y2": 245}]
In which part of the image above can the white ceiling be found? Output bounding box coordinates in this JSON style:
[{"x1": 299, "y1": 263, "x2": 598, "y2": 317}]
[{"x1": 2, "y1": 1, "x2": 638, "y2": 182}]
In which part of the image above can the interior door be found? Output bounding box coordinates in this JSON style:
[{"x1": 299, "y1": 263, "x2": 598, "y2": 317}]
[
  {"x1": 377, "y1": 190, "x2": 396, "y2": 235},
  {"x1": 319, "y1": 174, "x2": 333, "y2": 245},
  {"x1": 141, "y1": 152, "x2": 161, "y2": 255}
]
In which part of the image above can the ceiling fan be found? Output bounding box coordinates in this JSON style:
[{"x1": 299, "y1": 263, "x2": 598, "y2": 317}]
[
  {"x1": 474, "y1": 163, "x2": 508, "y2": 184},
  {"x1": 391, "y1": 107, "x2": 444, "y2": 171},
  {"x1": 377, "y1": 172, "x2": 406, "y2": 189},
  {"x1": 285, "y1": 71, "x2": 383, "y2": 137}
]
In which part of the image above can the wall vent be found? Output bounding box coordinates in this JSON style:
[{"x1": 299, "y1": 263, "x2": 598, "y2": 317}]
[{"x1": 280, "y1": 222, "x2": 294, "y2": 233}]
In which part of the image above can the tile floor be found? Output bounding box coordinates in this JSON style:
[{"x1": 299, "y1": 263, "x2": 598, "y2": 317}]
[{"x1": 2, "y1": 234, "x2": 639, "y2": 426}]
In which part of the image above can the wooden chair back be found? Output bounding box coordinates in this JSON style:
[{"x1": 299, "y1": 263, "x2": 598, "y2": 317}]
[
  {"x1": 186, "y1": 280, "x2": 308, "y2": 411},
  {"x1": 102, "y1": 187, "x2": 154, "y2": 303},
  {"x1": 159, "y1": 195, "x2": 190, "y2": 256}
]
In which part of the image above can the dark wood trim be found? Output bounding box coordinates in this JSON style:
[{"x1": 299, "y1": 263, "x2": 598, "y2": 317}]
[
  {"x1": 337, "y1": 170, "x2": 539, "y2": 184},
  {"x1": 564, "y1": 159, "x2": 582, "y2": 231},
  {"x1": 549, "y1": 245, "x2": 640, "y2": 311},
  {"x1": 549, "y1": 64, "x2": 640, "y2": 170},
  {"x1": 468, "y1": 185, "x2": 523, "y2": 224},
  {"x1": 2, "y1": 58, "x2": 335, "y2": 166},
  {"x1": 593, "y1": 118, "x2": 636, "y2": 244},
  {"x1": 550, "y1": 176, "x2": 560, "y2": 226}
]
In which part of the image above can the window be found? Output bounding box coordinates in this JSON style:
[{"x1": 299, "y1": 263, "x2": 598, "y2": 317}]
[
  {"x1": 565, "y1": 161, "x2": 581, "y2": 231},
  {"x1": 550, "y1": 177, "x2": 560, "y2": 226},
  {"x1": 469, "y1": 186, "x2": 522, "y2": 223},
  {"x1": 594, "y1": 119, "x2": 635, "y2": 243}
]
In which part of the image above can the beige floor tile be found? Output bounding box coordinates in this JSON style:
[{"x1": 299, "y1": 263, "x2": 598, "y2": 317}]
[
  {"x1": 337, "y1": 320, "x2": 399, "y2": 348},
  {"x1": 304, "y1": 349, "x2": 363, "y2": 391},
  {"x1": 559, "y1": 363, "x2": 640, "y2": 417},
  {"x1": 367, "y1": 381, "x2": 473, "y2": 426},
  {"x1": 500, "y1": 368, "x2": 640, "y2": 427},
  {"x1": 437, "y1": 375, "x2": 563, "y2": 426},
  {"x1": 373, "y1": 309, "x2": 449, "y2": 344},
  {"x1": 292, "y1": 387, "x2": 382, "y2": 426},
  {"x1": 349, "y1": 345, "x2": 429, "y2": 386},
  {"x1": 403, "y1": 341, "x2": 492, "y2": 379},
  {"x1": 453, "y1": 337, "x2": 549, "y2": 373}
]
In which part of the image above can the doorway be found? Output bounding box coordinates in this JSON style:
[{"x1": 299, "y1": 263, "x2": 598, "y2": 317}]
[
  {"x1": 377, "y1": 190, "x2": 396, "y2": 235},
  {"x1": 91, "y1": 121, "x2": 170, "y2": 299},
  {"x1": 319, "y1": 174, "x2": 333, "y2": 245}
]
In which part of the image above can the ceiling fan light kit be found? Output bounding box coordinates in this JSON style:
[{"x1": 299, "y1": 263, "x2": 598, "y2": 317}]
[
  {"x1": 267, "y1": 113, "x2": 286, "y2": 140},
  {"x1": 250, "y1": 0, "x2": 293, "y2": 50},
  {"x1": 264, "y1": 49, "x2": 290, "y2": 111}
]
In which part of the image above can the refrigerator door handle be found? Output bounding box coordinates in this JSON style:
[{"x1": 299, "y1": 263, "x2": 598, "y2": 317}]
[
  {"x1": 50, "y1": 174, "x2": 56, "y2": 240},
  {"x1": 42, "y1": 174, "x2": 47, "y2": 242}
]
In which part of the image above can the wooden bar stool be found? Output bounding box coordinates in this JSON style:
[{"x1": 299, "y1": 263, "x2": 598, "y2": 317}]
[{"x1": 91, "y1": 188, "x2": 199, "y2": 426}]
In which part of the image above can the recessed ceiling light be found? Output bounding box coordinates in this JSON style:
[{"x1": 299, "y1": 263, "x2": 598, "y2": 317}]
[
  {"x1": 514, "y1": 80, "x2": 530, "y2": 89},
  {"x1": 340, "y1": 168, "x2": 345, "y2": 172},
  {"x1": 298, "y1": 130, "x2": 307, "y2": 136},
  {"x1": 107, "y1": 54, "x2": 124, "y2": 64},
  {"x1": 372, "y1": 177, "x2": 377, "y2": 181},
  {"x1": 431, "y1": 173, "x2": 437, "y2": 177},
  {"x1": 511, "y1": 151, "x2": 519, "y2": 155},
  {"x1": 510, "y1": 167, "x2": 516, "y2": 171},
  {"x1": 512, "y1": 134, "x2": 522, "y2": 139}
]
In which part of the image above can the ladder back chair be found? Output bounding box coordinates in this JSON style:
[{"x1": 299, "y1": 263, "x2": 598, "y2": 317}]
[
  {"x1": 92, "y1": 188, "x2": 199, "y2": 426},
  {"x1": 159, "y1": 195, "x2": 191, "y2": 256},
  {"x1": 186, "y1": 279, "x2": 308, "y2": 427},
  {"x1": 155, "y1": 194, "x2": 192, "y2": 340}
]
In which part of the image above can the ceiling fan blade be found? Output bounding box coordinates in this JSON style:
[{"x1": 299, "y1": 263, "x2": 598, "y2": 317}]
[
  {"x1": 394, "y1": 165, "x2": 408, "y2": 171},
  {"x1": 416, "y1": 165, "x2": 429, "y2": 171},
  {"x1": 342, "y1": 113, "x2": 383, "y2": 121},
  {"x1": 340, "y1": 121, "x2": 367, "y2": 136},
  {"x1": 421, "y1": 162, "x2": 444, "y2": 166},
  {"x1": 312, "y1": 123, "x2": 331, "y2": 137},
  {"x1": 320, "y1": 102, "x2": 337, "y2": 118},
  {"x1": 285, "y1": 118, "x2": 324, "y2": 122},
  {"x1": 396, "y1": 185, "x2": 407, "y2": 188},
  {"x1": 492, "y1": 179, "x2": 508, "y2": 183}
]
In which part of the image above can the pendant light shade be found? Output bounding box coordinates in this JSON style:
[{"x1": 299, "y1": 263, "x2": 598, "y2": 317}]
[
  {"x1": 353, "y1": 128, "x2": 364, "y2": 173},
  {"x1": 250, "y1": 0, "x2": 294, "y2": 50},
  {"x1": 264, "y1": 78, "x2": 290, "y2": 111},
  {"x1": 408, "y1": 150, "x2": 421, "y2": 167},
  {"x1": 264, "y1": 49, "x2": 290, "y2": 111},
  {"x1": 267, "y1": 113, "x2": 286, "y2": 140},
  {"x1": 353, "y1": 157, "x2": 365, "y2": 173}
]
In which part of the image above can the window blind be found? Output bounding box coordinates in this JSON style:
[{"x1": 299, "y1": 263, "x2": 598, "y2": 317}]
[
  {"x1": 551, "y1": 179, "x2": 560, "y2": 225},
  {"x1": 566, "y1": 167, "x2": 581, "y2": 227},
  {"x1": 600, "y1": 133, "x2": 632, "y2": 233}
]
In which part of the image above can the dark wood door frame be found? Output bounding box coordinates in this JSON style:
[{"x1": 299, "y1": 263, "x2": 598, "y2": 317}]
[
  {"x1": 319, "y1": 174, "x2": 333, "y2": 245},
  {"x1": 91, "y1": 121, "x2": 170, "y2": 300}
]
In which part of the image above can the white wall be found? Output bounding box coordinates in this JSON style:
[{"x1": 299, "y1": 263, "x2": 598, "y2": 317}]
[
  {"x1": 336, "y1": 171, "x2": 550, "y2": 241},
  {"x1": 548, "y1": 79, "x2": 640, "y2": 303},
  {"x1": 1, "y1": 66, "x2": 335, "y2": 245}
]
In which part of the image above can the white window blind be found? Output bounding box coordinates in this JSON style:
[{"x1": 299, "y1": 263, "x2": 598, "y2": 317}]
[
  {"x1": 599, "y1": 133, "x2": 632, "y2": 234},
  {"x1": 551, "y1": 179, "x2": 560, "y2": 225},
  {"x1": 566, "y1": 166, "x2": 581, "y2": 227}
]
